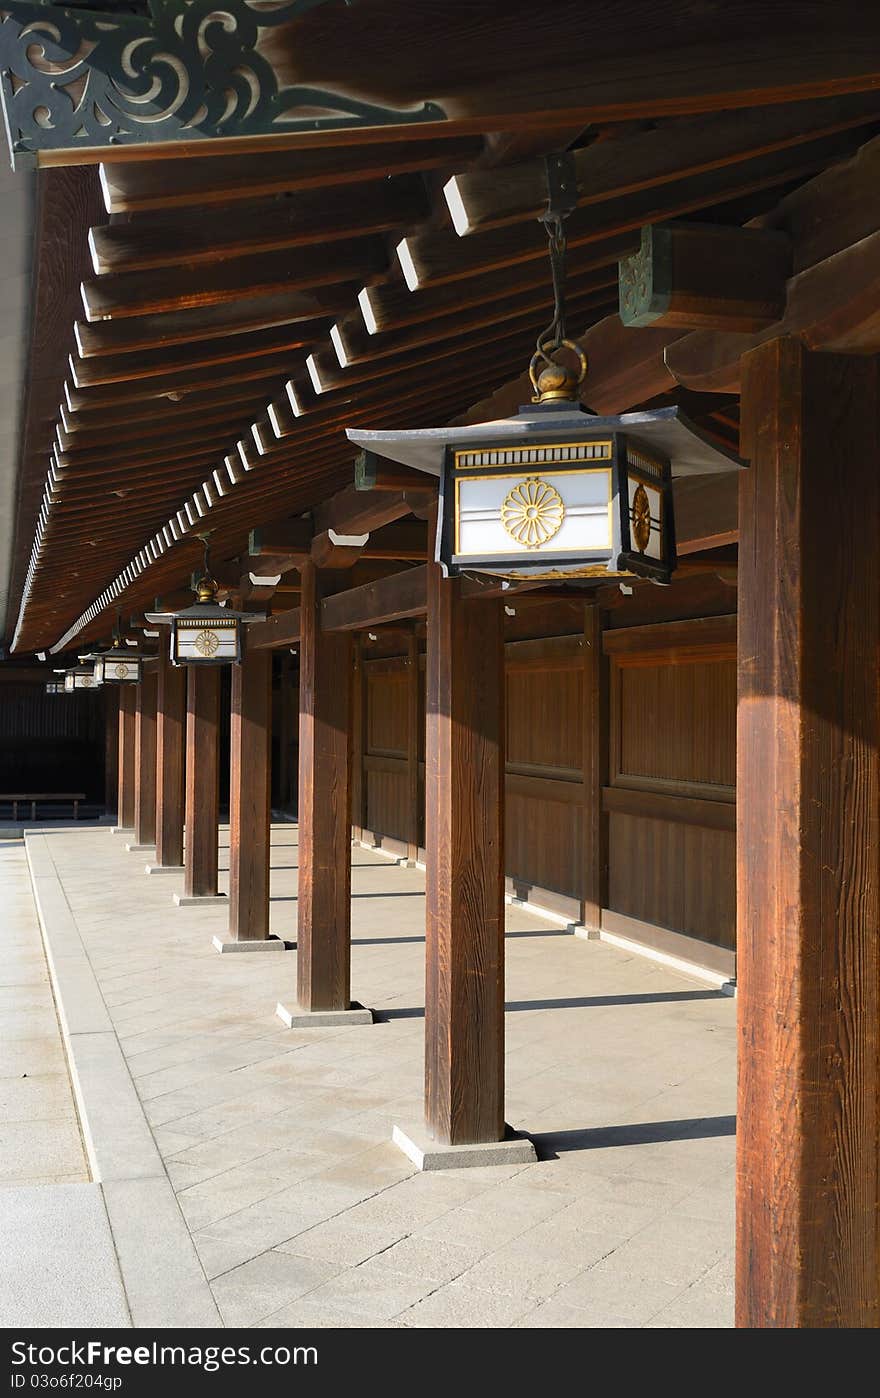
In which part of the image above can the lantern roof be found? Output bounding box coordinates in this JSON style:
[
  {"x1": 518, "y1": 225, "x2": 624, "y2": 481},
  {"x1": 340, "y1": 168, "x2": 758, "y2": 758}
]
[
  {"x1": 145, "y1": 577, "x2": 263, "y2": 627},
  {"x1": 348, "y1": 402, "x2": 746, "y2": 480}
]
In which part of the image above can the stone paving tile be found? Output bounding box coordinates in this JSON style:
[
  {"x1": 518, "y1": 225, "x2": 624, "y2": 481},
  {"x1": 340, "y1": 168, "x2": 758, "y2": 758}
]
[
  {"x1": 211, "y1": 1249, "x2": 342, "y2": 1326},
  {"x1": 299, "y1": 1255, "x2": 439, "y2": 1321},
  {"x1": 25, "y1": 825, "x2": 736, "y2": 1328},
  {"x1": 399, "y1": 1276, "x2": 536, "y2": 1328},
  {"x1": 514, "y1": 1297, "x2": 639, "y2": 1328},
  {"x1": 277, "y1": 1218, "x2": 408, "y2": 1268}
]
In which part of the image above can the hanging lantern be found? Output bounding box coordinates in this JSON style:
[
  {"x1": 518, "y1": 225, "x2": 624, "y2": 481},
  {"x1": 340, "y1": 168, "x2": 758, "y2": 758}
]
[
  {"x1": 63, "y1": 663, "x2": 101, "y2": 692},
  {"x1": 145, "y1": 536, "x2": 262, "y2": 666},
  {"x1": 84, "y1": 635, "x2": 144, "y2": 685},
  {"x1": 347, "y1": 173, "x2": 746, "y2": 584}
]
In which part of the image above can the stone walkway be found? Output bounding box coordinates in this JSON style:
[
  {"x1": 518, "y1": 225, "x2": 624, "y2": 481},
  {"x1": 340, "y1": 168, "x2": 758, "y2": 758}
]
[
  {"x1": 6, "y1": 825, "x2": 737, "y2": 1328},
  {"x1": 0, "y1": 840, "x2": 129, "y2": 1327},
  {"x1": 0, "y1": 841, "x2": 87, "y2": 1185}
]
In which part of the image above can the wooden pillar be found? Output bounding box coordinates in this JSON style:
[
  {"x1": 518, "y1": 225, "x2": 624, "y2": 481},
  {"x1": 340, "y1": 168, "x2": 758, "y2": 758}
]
[
  {"x1": 133, "y1": 668, "x2": 157, "y2": 846},
  {"x1": 737, "y1": 337, "x2": 880, "y2": 1328},
  {"x1": 405, "y1": 630, "x2": 421, "y2": 862},
  {"x1": 582, "y1": 603, "x2": 608, "y2": 930},
  {"x1": 425, "y1": 565, "x2": 505, "y2": 1145},
  {"x1": 228, "y1": 650, "x2": 272, "y2": 941},
  {"x1": 117, "y1": 685, "x2": 136, "y2": 829},
  {"x1": 351, "y1": 637, "x2": 365, "y2": 841},
  {"x1": 184, "y1": 667, "x2": 220, "y2": 898},
  {"x1": 104, "y1": 690, "x2": 119, "y2": 819},
  {"x1": 155, "y1": 650, "x2": 186, "y2": 867},
  {"x1": 296, "y1": 562, "x2": 353, "y2": 1011}
]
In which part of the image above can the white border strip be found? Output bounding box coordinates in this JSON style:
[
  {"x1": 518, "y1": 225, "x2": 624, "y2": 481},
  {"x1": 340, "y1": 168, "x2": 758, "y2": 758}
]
[{"x1": 24, "y1": 833, "x2": 221, "y2": 1328}]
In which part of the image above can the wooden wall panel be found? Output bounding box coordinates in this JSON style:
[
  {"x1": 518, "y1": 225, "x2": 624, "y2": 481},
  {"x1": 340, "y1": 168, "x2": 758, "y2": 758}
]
[
  {"x1": 507, "y1": 665, "x2": 583, "y2": 773},
  {"x1": 366, "y1": 764, "x2": 409, "y2": 837},
  {"x1": 358, "y1": 610, "x2": 738, "y2": 959},
  {"x1": 607, "y1": 813, "x2": 735, "y2": 948},
  {"x1": 506, "y1": 790, "x2": 584, "y2": 902},
  {"x1": 605, "y1": 615, "x2": 737, "y2": 952},
  {"x1": 367, "y1": 671, "x2": 407, "y2": 756},
  {"x1": 616, "y1": 659, "x2": 736, "y2": 792},
  {"x1": 364, "y1": 661, "x2": 415, "y2": 844}
]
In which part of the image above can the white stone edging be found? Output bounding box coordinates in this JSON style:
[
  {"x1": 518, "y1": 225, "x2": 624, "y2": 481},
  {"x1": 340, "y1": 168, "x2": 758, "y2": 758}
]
[{"x1": 23, "y1": 832, "x2": 221, "y2": 1328}]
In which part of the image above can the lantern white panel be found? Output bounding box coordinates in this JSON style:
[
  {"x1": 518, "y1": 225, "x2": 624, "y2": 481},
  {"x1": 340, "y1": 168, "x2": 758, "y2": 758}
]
[
  {"x1": 627, "y1": 474, "x2": 664, "y2": 562},
  {"x1": 174, "y1": 623, "x2": 239, "y2": 663},
  {"x1": 455, "y1": 469, "x2": 613, "y2": 558},
  {"x1": 103, "y1": 660, "x2": 141, "y2": 683}
]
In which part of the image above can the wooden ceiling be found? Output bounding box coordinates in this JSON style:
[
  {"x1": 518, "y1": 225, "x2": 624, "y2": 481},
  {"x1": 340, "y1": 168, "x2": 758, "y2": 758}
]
[{"x1": 6, "y1": 5, "x2": 880, "y2": 654}]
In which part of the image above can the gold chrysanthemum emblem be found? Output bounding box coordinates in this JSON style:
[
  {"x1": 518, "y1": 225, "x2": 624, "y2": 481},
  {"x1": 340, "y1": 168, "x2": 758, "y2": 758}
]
[
  {"x1": 501, "y1": 477, "x2": 565, "y2": 549},
  {"x1": 194, "y1": 629, "x2": 220, "y2": 658},
  {"x1": 113, "y1": 662, "x2": 129, "y2": 680},
  {"x1": 632, "y1": 483, "x2": 651, "y2": 553}
]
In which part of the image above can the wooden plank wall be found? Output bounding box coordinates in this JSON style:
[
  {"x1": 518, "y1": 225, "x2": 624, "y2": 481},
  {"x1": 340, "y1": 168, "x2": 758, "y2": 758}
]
[
  {"x1": 0, "y1": 682, "x2": 106, "y2": 802},
  {"x1": 356, "y1": 605, "x2": 738, "y2": 963},
  {"x1": 362, "y1": 651, "x2": 425, "y2": 854},
  {"x1": 505, "y1": 635, "x2": 587, "y2": 918},
  {"x1": 603, "y1": 617, "x2": 737, "y2": 952}
]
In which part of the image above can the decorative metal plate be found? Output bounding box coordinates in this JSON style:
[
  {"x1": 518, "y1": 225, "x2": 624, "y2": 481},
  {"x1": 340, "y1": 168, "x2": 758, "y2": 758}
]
[{"x1": 0, "y1": 1, "x2": 446, "y2": 168}]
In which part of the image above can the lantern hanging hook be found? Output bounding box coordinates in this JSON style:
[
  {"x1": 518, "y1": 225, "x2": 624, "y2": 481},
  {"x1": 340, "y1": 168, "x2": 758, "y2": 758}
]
[
  {"x1": 531, "y1": 152, "x2": 587, "y2": 403},
  {"x1": 194, "y1": 530, "x2": 218, "y2": 603}
]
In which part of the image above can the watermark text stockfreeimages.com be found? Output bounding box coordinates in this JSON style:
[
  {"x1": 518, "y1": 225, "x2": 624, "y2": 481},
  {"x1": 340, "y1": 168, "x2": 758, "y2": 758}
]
[{"x1": 10, "y1": 1342, "x2": 316, "y2": 1377}]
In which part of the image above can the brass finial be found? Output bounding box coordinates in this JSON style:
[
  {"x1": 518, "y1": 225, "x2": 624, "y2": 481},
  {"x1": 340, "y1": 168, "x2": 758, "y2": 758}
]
[
  {"x1": 195, "y1": 575, "x2": 218, "y2": 604},
  {"x1": 529, "y1": 338, "x2": 588, "y2": 404}
]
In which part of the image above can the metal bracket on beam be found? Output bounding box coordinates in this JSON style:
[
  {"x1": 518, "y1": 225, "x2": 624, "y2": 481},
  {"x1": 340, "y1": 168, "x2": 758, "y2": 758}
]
[
  {"x1": 0, "y1": 1, "x2": 447, "y2": 169},
  {"x1": 543, "y1": 152, "x2": 579, "y2": 219}
]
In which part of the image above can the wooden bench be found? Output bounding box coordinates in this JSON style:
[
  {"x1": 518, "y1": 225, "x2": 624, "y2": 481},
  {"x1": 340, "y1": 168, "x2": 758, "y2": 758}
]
[{"x1": 0, "y1": 793, "x2": 86, "y2": 821}]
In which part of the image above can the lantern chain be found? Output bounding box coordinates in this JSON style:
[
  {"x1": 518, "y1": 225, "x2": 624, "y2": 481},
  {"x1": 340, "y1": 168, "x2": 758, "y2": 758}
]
[{"x1": 536, "y1": 150, "x2": 579, "y2": 369}]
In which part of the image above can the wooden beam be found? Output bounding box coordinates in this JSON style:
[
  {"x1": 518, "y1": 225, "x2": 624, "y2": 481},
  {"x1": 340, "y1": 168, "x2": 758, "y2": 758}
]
[
  {"x1": 354, "y1": 453, "x2": 432, "y2": 493},
  {"x1": 98, "y1": 138, "x2": 483, "y2": 214},
  {"x1": 184, "y1": 668, "x2": 220, "y2": 899},
  {"x1": 401, "y1": 129, "x2": 860, "y2": 292},
  {"x1": 88, "y1": 176, "x2": 429, "y2": 274},
  {"x1": 443, "y1": 93, "x2": 880, "y2": 234},
  {"x1": 247, "y1": 609, "x2": 301, "y2": 651},
  {"x1": 666, "y1": 226, "x2": 880, "y2": 391},
  {"x1": 81, "y1": 239, "x2": 388, "y2": 322},
  {"x1": 365, "y1": 520, "x2": 429, "y2": 560},
  {"x1": 321, "y1": 566, "x2": 428, "y2": 632},
  {"x1": 737, "y1": 337, "x2": 880, "y2": 1327},
  {"x1": 155, "y1": 648, "x2": 186, "y2": 869},
  {"x1": 228, "y1": 650, "x2": 272, "y2": 943},
  {"x1": 314, "y1": 486, "x2": 424, "y2": 537},
  {"x1": 296, "y1": 564, "x2": 354, "y2": 1012},
  {"x1": 249, "y1": 519, "x2": 313, "y2": 557},
  {"x1": 310, "y1": 530, "x2": 369, "y2": 569},
  {"x1": 70, "y1": 324, "x2": 322, "y2": 388},
  {"x1": 133, "y1": 669, "x2": 157, "y2": 847},
  {"x1": 619, "y1": 223, "x2": 791, "y2": 331},
  {"x1": 116, "y1": 685, "x2": 136, "y2": 829},
  {"x1": 425, "y1": 566, "x2": 505, "y2": 1145},
  {"x1": 759, "y1": 129, "x2": 880, "y2": 274},
  {"x1": 674, "y1": 473, "x2": 740, "y2": 554},
  {"x1": 75, "y1": 296, "x2": 340, "y2": 359}
]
